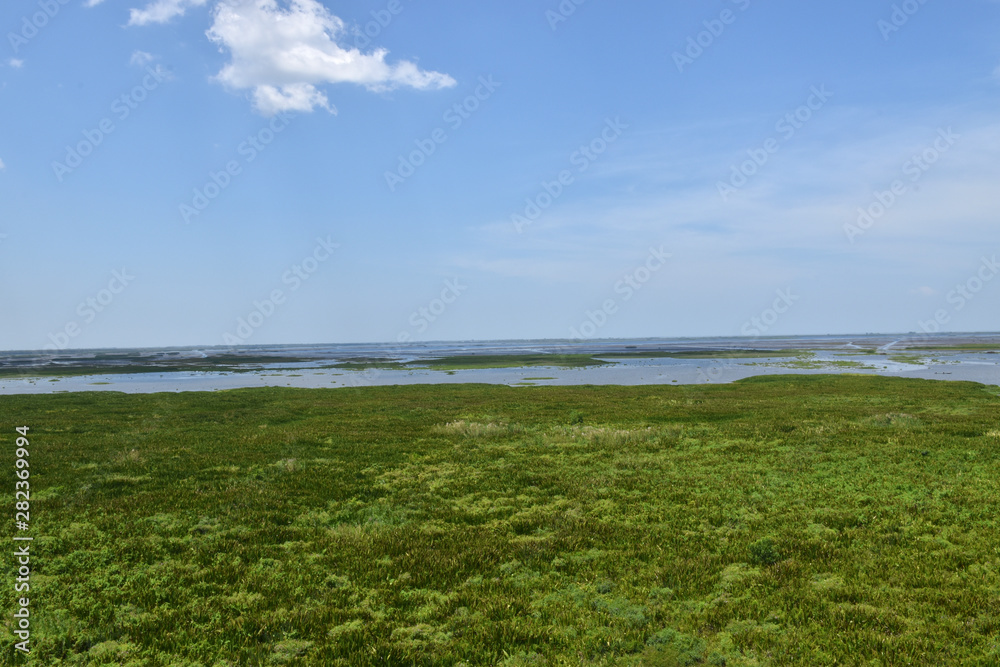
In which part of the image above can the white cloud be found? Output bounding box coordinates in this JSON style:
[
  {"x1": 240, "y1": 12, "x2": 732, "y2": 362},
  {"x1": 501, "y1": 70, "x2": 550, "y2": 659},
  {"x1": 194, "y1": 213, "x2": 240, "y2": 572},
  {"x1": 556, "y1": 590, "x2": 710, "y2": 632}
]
[
  {"x1": 128, "y1": 0, "x2": 209, "y2": 26},
  {"x1": 206, "y1": 0, "x2": 456, "y2": 115},
  {"x1": 84, "y1": 0, "x2": 107, "y2": 7},
  {"x1": 0, "y1": 158, "x2": 6, "y2": 170},
  {"x1": 130, "y1": 50, "x2": 155, "y2": 67},
  {"x1": 8, "y1": 59, "x2": 23, "y2": 68}
]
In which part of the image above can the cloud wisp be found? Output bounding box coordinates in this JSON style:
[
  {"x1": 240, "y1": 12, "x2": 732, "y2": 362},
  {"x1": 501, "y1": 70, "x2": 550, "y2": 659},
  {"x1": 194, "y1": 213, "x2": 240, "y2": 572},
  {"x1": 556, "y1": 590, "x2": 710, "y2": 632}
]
[
  {"x1": 129, "y1": 50, "x2": 156, "y2": 67},
  {"x1": 128, "y1": 0, "x2": 210, "y2": 26}
]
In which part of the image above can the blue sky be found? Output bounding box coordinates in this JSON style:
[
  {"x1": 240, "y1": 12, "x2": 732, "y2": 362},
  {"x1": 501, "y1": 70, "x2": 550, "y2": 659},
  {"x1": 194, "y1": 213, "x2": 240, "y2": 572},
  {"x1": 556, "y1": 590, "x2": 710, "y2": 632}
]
[{"x1": 2, "y1": 0, "x2": 1000, "y2": 350}]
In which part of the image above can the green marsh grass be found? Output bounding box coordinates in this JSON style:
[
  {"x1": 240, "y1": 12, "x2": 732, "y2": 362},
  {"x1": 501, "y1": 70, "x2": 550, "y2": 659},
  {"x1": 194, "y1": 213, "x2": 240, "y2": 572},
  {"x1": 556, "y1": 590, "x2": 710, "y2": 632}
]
[
  {"x1": 597, "y1": 351, "x2": 803, "y2": 360},
  {"x1": 2, "y1": 376, "x2": 1000, "y2": 664},
  {"x1": 412, "y1": 354, "x2": 609, "y2": 371}
]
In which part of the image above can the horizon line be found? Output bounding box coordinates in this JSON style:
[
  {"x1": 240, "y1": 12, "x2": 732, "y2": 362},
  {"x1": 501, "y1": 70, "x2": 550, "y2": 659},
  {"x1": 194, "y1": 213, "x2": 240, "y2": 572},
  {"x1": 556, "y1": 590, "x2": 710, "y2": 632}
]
[{"x1": 2, "y1": 330, "x2": 999, "y2": 355}]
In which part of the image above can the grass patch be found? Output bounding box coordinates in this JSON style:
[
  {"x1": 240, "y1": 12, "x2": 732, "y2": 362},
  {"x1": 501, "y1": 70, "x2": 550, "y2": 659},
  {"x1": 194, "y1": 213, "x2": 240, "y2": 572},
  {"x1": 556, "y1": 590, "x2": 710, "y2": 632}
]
[
  {"x1": 328, "y1": 361, "x2": 410, "y2": 371},
  {"x1": 0, "y1": 354, "x2": 314, "y2": 379},
  {"x1": 3, "y1": 376, "x2": 1000, "y2": 664},
  {"x1": 889, "y1": 354, "x2": 926, "y2": 365},
  {"x1": 328, "y1": 355, "x2": 610, "y2": 372},
  {"x1": 907, "y1": 344, "x2": 1000, "y2": 351},
  {"x1": 750, "y1": 353, "x2": 876, "y2": 370},
  {"x1": 599, "y1": 349, "x2": 803, "y2": 360},
  {"x1": 410, "y1": 354, "x2": 610, "y2": 370}
]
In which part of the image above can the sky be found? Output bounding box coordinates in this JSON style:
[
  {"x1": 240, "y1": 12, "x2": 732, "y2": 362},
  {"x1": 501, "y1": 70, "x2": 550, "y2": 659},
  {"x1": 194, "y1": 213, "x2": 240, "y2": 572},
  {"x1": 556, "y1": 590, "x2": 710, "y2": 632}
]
[{"x1": 1, "y1": 0, "x2": 1000, "y2": 351}]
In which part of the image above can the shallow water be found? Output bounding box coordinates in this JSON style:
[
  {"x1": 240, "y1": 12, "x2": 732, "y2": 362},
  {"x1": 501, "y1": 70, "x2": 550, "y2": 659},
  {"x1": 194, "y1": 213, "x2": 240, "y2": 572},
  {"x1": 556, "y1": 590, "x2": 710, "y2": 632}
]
[{"x1": 2, "y1": 334, "x2": 999, "y2": 394}]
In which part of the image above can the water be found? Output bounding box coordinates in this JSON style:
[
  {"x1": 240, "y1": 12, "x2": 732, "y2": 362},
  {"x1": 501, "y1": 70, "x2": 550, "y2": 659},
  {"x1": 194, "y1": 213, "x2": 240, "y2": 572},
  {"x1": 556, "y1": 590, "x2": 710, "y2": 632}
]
[{"x1": 2, "y1": 333, "x2": 999, "y2": 394}]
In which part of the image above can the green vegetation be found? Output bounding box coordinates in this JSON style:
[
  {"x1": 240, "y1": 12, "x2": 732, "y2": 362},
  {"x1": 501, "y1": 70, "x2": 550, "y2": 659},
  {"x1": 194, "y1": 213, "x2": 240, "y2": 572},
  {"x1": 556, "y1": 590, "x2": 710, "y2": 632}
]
[
  {"x1": 329, "y1": 354, "x2": 610, "y2": 373},
  {"x1": 599, "y1": 350, "x2": 802, "y2": 360},
  {"x1": 3, "y1": 376, "x2": 1000, "y2": 664},
  {"x1": 0, "y1": 365, "x2": 153, "y2": 379},
  {"x1": 0, "y1": 355, "x2": 313, "y2": 380},
  {"x1": 746, "y1": 352, "x2": 877, "y2": 371},
  {"x1": 797, "y1": 360, "x2": 871, "y2": 369},
  {"x1": 908, "y1": 344, "x2": 1000, "y2": 351},
  {"x1": 326, "y1": 358, "x2": 410, "y2": 372},
  {"x1": 888, "y1": 355, "x2": 926, "y2": 366},
  {"x1": 388, "y1": 351, "x2": 807, "y2": 372},
  {"x1": 412, "y1": 354, "x2": 610, "y2": 371}
]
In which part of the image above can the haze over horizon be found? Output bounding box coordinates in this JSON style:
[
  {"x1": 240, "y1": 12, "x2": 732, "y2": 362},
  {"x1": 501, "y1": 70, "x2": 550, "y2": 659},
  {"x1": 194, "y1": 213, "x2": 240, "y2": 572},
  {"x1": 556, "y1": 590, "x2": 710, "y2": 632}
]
[
  {"x1": 2, "y1": 0, "x2": 999, "y2": 351},
  {"x1": 5, "y1": 330, "x2": 1000, "y2": 356}
]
